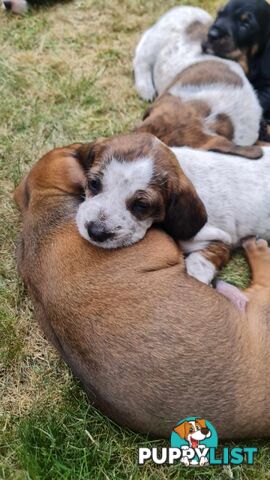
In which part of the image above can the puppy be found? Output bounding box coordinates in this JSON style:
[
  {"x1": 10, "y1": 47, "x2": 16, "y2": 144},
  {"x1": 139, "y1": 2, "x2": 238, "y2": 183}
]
[
  {"x1": 76, "y1": 132, "x2": 270, "y2": 286},
  {"x1": 203, "y1": 0, "x2": 270, "y2": 125},
  {"x1": 14, "y1": 139, "x2": 270, "y2": 439},
  {"x1": 136, "y1": 92, "x2": 262, "y2": 159},
  {"x1": 133, "y1": 6, "x2": 263, "y2": 159},
  {"x1": 2, "y1": 0, "x2": 65, "y2": 14}
]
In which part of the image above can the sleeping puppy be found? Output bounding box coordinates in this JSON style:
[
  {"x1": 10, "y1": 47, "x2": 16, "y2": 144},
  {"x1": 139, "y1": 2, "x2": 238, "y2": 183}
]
[
  {"x1": 76, "y1": 132, "x2": 270, "y2": 285},
  {"x1": 203, "y1": 0, "x2": 270, "y2": 126},
  {"x1": 2, "y1": 0, "x2": 66, "y2": 14},
  {"x1": 133, "y1": 6, "x2": 263, "y2": 159},
  {"x1": 14, "y1": 138, "x2": 270, "y2": 439},
  {"x1": 136, "y1": 92, "x2": 262, "y2": 159}
]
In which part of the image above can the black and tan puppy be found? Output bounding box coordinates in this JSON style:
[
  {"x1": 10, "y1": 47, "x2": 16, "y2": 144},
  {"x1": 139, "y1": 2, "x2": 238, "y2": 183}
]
[{"x1": 204, "y1": 0, "x2": 270, "y2": 129}]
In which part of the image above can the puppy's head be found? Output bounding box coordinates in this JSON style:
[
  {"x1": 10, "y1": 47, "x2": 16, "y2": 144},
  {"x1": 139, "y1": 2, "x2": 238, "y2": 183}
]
[
  {"x1": 2, "y1": 0, "x2": 28, "y2": 14},
  {"x1": 75, "y1": 133, "x2": 207, "y2": 249},
  {"x1": 14, "y1": 144, "x2": 85, "y2": 215},
  {"x1": 203, "y1": 0, "x2": 270, "y2": 59},
  {"x1": 174, "y1": 419, "x2": 211, "y2": 446}
]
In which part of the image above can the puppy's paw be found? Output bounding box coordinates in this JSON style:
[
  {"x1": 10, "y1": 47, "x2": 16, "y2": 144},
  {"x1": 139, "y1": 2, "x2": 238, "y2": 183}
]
[
  {"x1": 242, "y1": 237, "x2": 269, "y2": 253},
  {"x1": 185, "y1": 252, "x2": 216, "y2": 285},
  {"x1": 135, "y1": 78, "x2": 156, "y2": 101}
]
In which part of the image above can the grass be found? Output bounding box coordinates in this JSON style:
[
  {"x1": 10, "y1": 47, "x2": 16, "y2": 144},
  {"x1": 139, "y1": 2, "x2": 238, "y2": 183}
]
[{"x1": 0, "y1": 0, "x2": 268, "y2": 478}]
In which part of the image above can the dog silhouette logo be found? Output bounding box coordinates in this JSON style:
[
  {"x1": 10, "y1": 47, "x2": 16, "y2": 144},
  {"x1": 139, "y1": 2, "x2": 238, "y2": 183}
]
[{"x1": 171, "y1": 417, "x2": 218, "y2": 466}]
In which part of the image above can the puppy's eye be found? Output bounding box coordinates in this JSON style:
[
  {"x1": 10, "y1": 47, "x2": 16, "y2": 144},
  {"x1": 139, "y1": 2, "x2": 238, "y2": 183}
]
[
  {"x1": 131, "y1": 199, "x2": 150, "y2": 215},
  {"x1": 189, "y1": 428, "x2": 193, "y2": 433},
  {"x1": 88, "y1": 177, "x2": 101, "y2": 195},
  {"x1": 196, "y1": 426, "x2": 200, "y2": 431}
]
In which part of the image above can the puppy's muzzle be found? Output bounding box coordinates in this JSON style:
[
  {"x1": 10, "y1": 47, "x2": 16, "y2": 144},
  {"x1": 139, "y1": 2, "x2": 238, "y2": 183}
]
[
  {"x1": 208, "y1": 27, "x2": 223, "y2": 41},
  {"x1": 86, "y1": 222, "x2": 115, "y2": 243}
]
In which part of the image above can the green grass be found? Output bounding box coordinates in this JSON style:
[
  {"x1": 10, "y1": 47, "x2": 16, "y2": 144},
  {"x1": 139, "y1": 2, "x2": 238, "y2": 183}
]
[{"x1": 0, "y1": 0, "x2": 269, "y2": 478}]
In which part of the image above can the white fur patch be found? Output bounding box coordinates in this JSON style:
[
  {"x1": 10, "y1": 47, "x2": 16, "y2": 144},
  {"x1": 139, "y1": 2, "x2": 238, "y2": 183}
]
[
  {"x1": 76, "y1": 157, "x2": 154, "y2": 249},
  {"x1": 185, "y1": 252, "x2": 217, "y2": 285},
  {"x1": 133, "y1": 6, "x2": 212, "y2": 100},
  {"x1": 2, "y1": 0, "x2": 28, "y2": 14},
  {"x1": 172, "y1": 145, "x2": 270, "y2": 252}
]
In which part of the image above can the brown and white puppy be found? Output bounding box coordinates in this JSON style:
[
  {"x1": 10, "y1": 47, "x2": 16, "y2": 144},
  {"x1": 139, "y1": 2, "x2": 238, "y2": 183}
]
[
  {"x1": 14, "y1": 139, "x2": 270, "y2": 439},
  {"x1": 136, "y1": 93, "x2": 262, "y2": 159},
  {"x1": 76, "y1": 133, "x2": 270, "y2": 289},
  {"x1": 76, "y1": 133, "x2": 207, "y2": 249},
  {"x1": 133, "y1": 6, "x2": 263, "y2": 159}
]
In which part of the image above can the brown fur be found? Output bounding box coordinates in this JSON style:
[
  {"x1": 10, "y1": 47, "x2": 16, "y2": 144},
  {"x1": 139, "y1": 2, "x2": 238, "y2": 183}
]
[
  {"x1": 200, "y1": 241, "x2": 231, "y2": 270},
  {"x1": 136, "y1": 93, "x2": 262, "y2": 159},
  {"x1": 208, "y1": 113, "x2": 234, "y2": 140},
  {"x1": 185, "y1": 20, "x2": 211, "y2": 43},
  {"x1": 223, "y1": 48, "x2": 249, "y2": 75},
  {"x1": 14, "y1": 141, "x2": 270, "y2": 440},
  {"x1": 168, "y1": 60, "x2": 243, "y2": 88}
]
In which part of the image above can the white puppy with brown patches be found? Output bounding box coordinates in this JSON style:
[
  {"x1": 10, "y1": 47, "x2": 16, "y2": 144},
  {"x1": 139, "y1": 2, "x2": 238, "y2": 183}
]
[
  {"x1": 133, "y1": 6, "x2": 262, "y2": 148},
  {"x1": 76, "y1": 133, "x2": 270, "y2": 287}
]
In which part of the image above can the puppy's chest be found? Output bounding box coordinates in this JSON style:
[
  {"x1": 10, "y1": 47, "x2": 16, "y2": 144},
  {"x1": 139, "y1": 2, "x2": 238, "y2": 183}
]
[{"x1": 248, "y1": 43, "x2": 270, "y2": 85}]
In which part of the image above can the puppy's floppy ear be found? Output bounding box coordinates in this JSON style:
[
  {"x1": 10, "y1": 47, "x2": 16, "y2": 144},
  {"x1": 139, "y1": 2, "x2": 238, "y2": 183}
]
[
  {"x1": 196, "y1": 419, "x2": 207, "y2": 429},
  {"x1": 14, "y1": 175, "x2": 30, "y2": 213},
  {"x1": 163, "y1": 175, "x2": 207, "y2": 240},
  {"x1": 174, "y1": 422, "x2": 189, "y2": 439},
  {"x1": 75, "y1": 142, "x2": 97, "y2": 170},
  {"x1": 75, "y1": 138, "x2": 108, "y2": 171},
  {"x1": 142, "y1": 105, "x2": 153, "y2": 121}
]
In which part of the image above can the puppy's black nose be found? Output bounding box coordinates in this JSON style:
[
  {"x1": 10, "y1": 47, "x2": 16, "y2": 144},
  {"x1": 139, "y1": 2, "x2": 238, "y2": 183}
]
[
  {"x1": 3, "y1": 1, "x2": 12, "y2": 10},
  {"x1": 86, "y1": 222, "x2": 114, "y2": 243},
  {"x1": 201, "y1": 427, "x2": 209, "y2": 435},
  {"x1": 208, "y1": 27, "x2": 223, "y2": 41}
]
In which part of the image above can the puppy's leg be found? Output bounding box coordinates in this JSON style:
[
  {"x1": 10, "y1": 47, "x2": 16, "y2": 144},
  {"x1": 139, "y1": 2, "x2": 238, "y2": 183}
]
[
  {"x1": 133, "y1": 29, "x2": 162, "y2": 101},
  {"x1": 202, "y1": 135, "x2": 263, "y2": 160},
  {"x1": 243, "y1": 238, "x2": 270, "y2": 295},
  {"x1": 217, "y1": 238, "x2": 270, "y2": 312},
  {"x1": 133, "y1": 60, "x2": 156, "y2": 101},
  {"x1": 181, "y1": 224, "x2": 232, "y2": 284},
  {"x1": 185, "y1": 241, "x2": 231, "y2": 285},
  {"x1": 241, "y1": 238, "x2": 270, "y2": 376}
]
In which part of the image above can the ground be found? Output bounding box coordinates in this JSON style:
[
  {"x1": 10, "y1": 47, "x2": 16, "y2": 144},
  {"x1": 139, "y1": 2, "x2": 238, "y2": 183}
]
[{"x1": 0, "y1": 0, "x2": 269, "y2": 479}]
